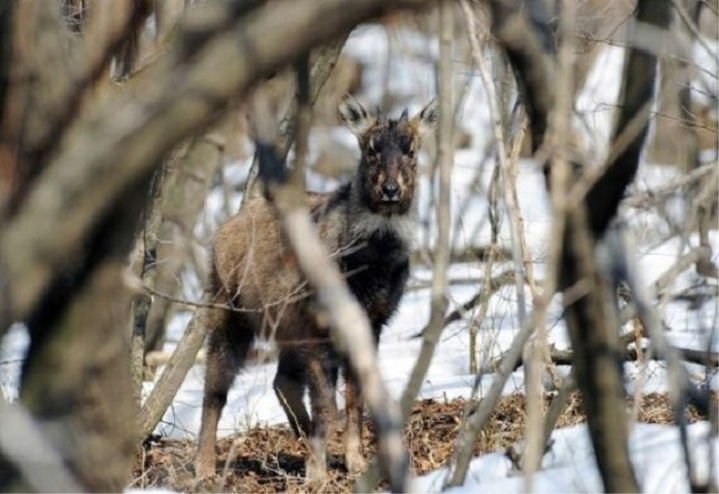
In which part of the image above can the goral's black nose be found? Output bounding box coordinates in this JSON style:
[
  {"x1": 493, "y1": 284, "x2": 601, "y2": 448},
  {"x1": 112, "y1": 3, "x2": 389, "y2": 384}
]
[{"x1": 382, "y1": 183, "x2": 399, "y2": 200}]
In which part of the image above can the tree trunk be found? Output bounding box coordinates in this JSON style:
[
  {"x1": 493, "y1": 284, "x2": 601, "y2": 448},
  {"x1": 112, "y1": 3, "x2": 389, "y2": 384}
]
[
  {"x1": 144, "y1": 134, "x2": 225, "y2": 355},
  {"x1": 10, "y1": 188, "x2": 146, "y2": 490}
]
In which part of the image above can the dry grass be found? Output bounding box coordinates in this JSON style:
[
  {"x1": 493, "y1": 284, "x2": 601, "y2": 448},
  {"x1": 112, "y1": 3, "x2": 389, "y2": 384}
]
[{"x1": 132, "y1": 392, "x2": 708, "y2": 493}]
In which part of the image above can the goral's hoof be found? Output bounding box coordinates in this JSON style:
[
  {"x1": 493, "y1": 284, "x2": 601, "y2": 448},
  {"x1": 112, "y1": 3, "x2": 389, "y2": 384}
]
[
  {"x1": 305, "y1": 456, "x2": 328, "y2": 482},
  {"x1": 345, "y1": 450, "x2": 368, "y2": 475},
  {"x1": 195, "y1": 457, "x2": 216, "y2": 480}
]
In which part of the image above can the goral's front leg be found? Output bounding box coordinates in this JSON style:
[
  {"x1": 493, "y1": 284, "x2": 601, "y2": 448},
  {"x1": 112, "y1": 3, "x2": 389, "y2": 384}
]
[{"x1": 343, "y1": 371, "x2": 367, "y2": 474}]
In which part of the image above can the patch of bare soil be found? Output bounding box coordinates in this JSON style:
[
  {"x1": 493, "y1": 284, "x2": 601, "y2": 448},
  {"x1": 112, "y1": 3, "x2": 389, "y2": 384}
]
[{"x1": 131, "y1": 393, "x2": 707, "y2": 493}]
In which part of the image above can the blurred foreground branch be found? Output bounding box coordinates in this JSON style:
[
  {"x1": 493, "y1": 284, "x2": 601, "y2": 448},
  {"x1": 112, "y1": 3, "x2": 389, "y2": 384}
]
[
  {"x1": 0, "y1": 399, "x2": 83, "y2": 492},
  {"x1": 257, "y1": 143, "x2": 410, "y2": 492}
]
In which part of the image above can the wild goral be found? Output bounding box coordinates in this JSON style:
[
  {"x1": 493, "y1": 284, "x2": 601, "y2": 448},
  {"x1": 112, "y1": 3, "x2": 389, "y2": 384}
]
[{"x1": 196, "y1": 96, "x2": 438, "y2": 480}]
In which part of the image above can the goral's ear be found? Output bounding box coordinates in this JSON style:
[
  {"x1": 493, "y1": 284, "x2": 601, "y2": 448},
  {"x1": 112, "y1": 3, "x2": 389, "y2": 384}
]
[
  {"x1": 339, "y1": 95, "x2": 376, "y2": 137},
  {"x1": 411, "y1": 99, "x2": 439, "y2": 136}
]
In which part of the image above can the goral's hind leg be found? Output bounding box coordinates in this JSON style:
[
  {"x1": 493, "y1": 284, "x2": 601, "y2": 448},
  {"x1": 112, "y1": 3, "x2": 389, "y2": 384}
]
[
  {"x1": 196, "y1": 309, "x2": 253, "y2": 478},
  {"x1": 342, "y1": 326, "x2": 380, "y2": 474},
  {"x1": 274, "y1": 350, "x2": 312, "y2": 438},
  {"x1": 305, "y1": 350, "x2": 339, "y2": 481}
]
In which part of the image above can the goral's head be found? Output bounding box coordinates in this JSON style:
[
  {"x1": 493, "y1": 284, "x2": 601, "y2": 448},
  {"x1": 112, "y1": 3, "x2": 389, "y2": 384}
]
[{"x1": 339, "y1": 96, "x2": 438, "y2": 216}]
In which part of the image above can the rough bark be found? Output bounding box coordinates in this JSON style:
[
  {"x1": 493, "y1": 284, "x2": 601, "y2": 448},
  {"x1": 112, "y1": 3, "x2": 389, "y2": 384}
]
[
  {"x1": 131, "y1": 164, "x2": 169, "y2": 407},
  {"x1": 6, "y1": 184, "x2": 145, "y2": 490},
  {"x1": 144, "y1": 134, "x2": 225, "y2": 355}
]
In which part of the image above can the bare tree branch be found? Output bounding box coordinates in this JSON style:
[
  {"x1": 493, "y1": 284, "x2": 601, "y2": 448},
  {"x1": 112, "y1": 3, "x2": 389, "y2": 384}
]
[
  {"x1": 445, "y1": 298, "x2": 539, "y2": 487},
  {"x1": 623, "y1": 163, "x2": 716, "y2": 209},
  {"x1": 493, "y1": 336, "x2": 719, "y2": 370},
  {"x1": 549, "y1": 0, "x2": 670, "y2": 488},
  {"x1": 413, "y1": 269, "x2": 515, "y2": 338},
  {"x1": 140, "y1": 293, "x2": 215, "y2": 437},
  {"x1": 507, "y1": 375, "x2": 577, "y2": 470}
]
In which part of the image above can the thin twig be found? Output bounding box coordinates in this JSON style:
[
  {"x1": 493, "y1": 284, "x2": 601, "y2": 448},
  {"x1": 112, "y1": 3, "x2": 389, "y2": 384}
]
[{"x1": 623, "y1": 163, "x2": 717, "y2": 209}]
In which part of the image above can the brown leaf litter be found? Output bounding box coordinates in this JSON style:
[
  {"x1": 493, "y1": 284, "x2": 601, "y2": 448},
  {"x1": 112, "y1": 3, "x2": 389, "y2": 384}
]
[{"x1": 131, "y1": 392, "x2": 708, "y2": 493}]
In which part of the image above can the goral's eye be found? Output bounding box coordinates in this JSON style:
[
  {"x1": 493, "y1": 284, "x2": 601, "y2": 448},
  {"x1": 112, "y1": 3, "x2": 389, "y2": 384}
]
[
  {"x1": 402, "y1": 139, "x2": 415, "y2": 158},
  {"x1": 368, "y1": 138, "x2": 382, "y2": 157}
]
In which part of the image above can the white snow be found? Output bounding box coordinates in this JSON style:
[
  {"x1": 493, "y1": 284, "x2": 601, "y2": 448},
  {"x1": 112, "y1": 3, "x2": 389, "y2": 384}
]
[
  {"x1": 416, "y1": 422, "x2": 717, "y2": 494},
  {"x1": 0, "y1": 323, "x2": 29, "y2": 403}
]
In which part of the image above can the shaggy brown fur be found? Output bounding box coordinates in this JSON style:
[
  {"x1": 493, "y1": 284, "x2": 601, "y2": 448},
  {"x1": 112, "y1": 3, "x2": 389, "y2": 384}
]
[{"x1": 195, "y1": 97, "x2": 438, "y2": 480}]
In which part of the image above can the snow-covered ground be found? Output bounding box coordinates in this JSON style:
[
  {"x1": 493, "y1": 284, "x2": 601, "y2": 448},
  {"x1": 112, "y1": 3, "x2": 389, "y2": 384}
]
[
  {"x1": 2, "y1": 21, "x2": 717, "y2": 494},
  {"x1": 419, "y1": 421, "x2": 717, "y2": 493}
]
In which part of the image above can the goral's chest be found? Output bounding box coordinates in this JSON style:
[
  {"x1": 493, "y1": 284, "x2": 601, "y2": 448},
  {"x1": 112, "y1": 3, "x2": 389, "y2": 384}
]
[{"x1": 340, "y1": 229, "x2": 409, "y2": 289}]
